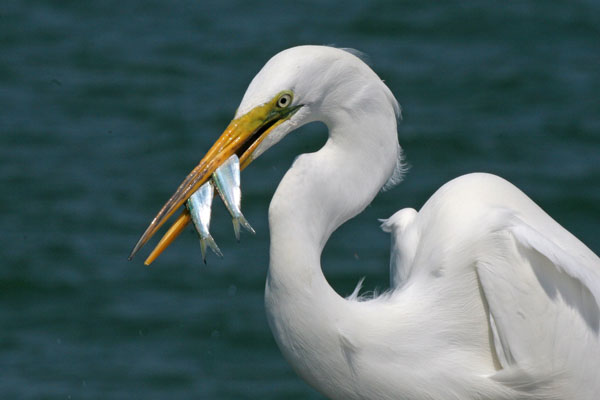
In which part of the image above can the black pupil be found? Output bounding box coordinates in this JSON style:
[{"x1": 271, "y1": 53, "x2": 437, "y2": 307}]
[{"x1": 280, "y1": 97, "x2": 288, "y2": 106}]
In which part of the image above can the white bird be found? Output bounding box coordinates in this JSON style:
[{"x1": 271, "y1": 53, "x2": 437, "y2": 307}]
[{"x1": 130, "y1": 46, "x2": 600, "y2": 399}]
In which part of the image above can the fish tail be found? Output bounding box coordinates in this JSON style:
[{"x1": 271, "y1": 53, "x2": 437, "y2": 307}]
[
  {"x1": 200, "y1": 234, "x2": 223, "y2": 261},
  {"x1": 232, "y1": 218, "x2": 241, "y2": 242},
  {"x1": 205, "y1": 234, "x2": 223, "y2": 258},
  {"x1": 199, "y1": 238, "x2": 208, "y2": 264},
  {"x1": 238, "y1": 214, "x2": 256, "y2": 235},
  {"x1": 232, "y1": 214, "x2": 255, "y2": 240}
]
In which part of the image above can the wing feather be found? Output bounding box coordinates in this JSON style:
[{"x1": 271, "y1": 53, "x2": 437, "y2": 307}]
[
  {"x1": 380, "y1": 208, "x2": 419, "y2": 288},
  {"x1": 476, "y1": 210, "x2": 600, "y2": 397}
]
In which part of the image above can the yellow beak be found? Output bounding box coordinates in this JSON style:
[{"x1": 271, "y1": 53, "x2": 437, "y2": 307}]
[{"x1": 129, "y1": 94, "x2": 300, "y2": 265}]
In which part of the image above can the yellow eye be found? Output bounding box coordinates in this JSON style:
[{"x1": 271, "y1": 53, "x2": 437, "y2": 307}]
[{"x1": 277, "y1": 93, "x2": 292, "y2": 108}]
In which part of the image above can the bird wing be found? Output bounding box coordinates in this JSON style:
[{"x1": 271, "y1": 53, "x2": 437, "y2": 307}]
[
  {"x1": 380, "y1": 208, "x2": 419, "y2": 288},
  {"x1": 476, "y1": 210, "x2": 600, "y2": 391}
]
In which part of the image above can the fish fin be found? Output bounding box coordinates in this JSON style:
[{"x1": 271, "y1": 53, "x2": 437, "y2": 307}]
[
  {"x1": 205, "y1": 234, "x2": 223, "y2": 258},
  {"x1": 237, "y1": 214, "x2": 256, "y2": 235},
  {"x1": 200, "y1": 234, "x2": 223, "y2": 260},
  {"x1": 199, "y1": 238, "x2": 207, "y2": 264},
  {"x1": 232, "y1": 218, "x2": 241, "y2": 242}
]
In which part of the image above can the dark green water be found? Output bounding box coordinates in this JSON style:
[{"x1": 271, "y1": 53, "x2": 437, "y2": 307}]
[{"x1": 2, "y1": 1, "x2": 599, "y2": 399}]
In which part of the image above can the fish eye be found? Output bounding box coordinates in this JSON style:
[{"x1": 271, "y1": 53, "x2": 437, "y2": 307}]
[{"x1": 277, "y1": 93, "x2": 292, "y2": 108}]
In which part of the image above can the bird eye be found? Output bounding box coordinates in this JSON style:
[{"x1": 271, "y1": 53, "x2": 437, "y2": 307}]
[{"x1": 277, "y1": 93, "x2": 292, "y2": 108}]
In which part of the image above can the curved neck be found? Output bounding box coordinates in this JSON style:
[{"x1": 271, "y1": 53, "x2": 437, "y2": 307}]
[
  {"x1": 263, "y1": 112, "x2": 399, "y2": 393},
  {"x1": 267, "y1": 111, "x2": 399, "y2": 295}
]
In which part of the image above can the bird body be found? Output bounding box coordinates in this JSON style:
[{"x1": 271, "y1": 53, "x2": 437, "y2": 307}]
[
  {"x1": 267, "y1": 167, "x2": 600, "y2": 399},
  {"x1": 255, "y1": 47, "x2": 600, "y2": 399},
  {"x1": 134, "y1": 46, "x2": 600, "y2": 399}
]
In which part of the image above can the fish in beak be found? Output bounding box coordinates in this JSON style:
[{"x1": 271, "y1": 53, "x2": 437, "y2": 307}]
[
  {"x1": 186, "y1": 181, "x2": 222, "y2": 264},
  {"x1": 212, "y1": 154, "x2": 256, "y2": 241},
  {"x1": 129, "y1": 91, "x2": 302, "y2": 265}
]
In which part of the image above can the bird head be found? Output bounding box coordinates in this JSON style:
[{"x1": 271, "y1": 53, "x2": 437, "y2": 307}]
[{"x1": 129, "y1": 46, "x2": 399, "y2": 263}]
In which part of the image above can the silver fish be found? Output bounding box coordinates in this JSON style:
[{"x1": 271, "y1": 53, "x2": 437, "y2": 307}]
[
  {"x1": 186, "y1": 182, "x2": 223, "y2": 262},
  {"x1": 212, "y1": 154, "x2": 255, "y2": 240}
]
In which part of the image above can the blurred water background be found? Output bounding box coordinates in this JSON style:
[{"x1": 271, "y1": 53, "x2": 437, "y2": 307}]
[{"x1": 1, "y1": 1, "x2": 599, "y2": 398}]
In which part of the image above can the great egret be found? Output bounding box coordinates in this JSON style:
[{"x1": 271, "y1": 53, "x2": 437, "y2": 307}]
[{"x1": 130, "y1": 46, "x2": 600, "y2": 399}]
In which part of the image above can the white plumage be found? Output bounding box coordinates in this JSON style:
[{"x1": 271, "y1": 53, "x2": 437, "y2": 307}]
[
  {"x1": 251, "y1": 46, "x2": 600, "y2": 399},
  {"x1": 135, "y1": 45, "x2": 600, "y2": 399}
]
